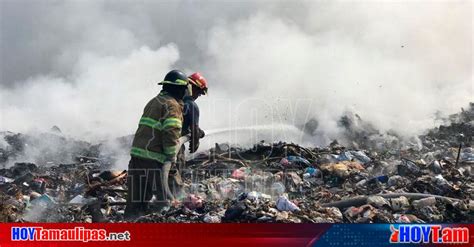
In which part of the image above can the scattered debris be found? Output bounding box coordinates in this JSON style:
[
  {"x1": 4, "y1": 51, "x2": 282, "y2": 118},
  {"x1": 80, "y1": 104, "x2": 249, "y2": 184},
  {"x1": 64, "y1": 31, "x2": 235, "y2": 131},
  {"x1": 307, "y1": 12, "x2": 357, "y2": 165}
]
[
  {"x1": 0, "y1": 104, "x2": 472, "y2": 223},
  {"x1": 276, "y1": 195, "x2": 300, "y2": 212}
]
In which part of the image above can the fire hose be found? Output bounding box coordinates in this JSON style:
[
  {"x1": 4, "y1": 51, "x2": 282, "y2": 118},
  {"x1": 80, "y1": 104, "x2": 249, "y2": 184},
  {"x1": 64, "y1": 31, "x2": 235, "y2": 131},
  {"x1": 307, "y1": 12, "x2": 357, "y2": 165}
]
[{"x1": 162, "y1": 135, "x2": 191, "y2": 201}]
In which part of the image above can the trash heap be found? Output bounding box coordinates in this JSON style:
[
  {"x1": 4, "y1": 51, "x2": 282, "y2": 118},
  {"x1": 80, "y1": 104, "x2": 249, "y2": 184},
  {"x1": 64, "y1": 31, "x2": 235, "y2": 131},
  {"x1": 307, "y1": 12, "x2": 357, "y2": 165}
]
[
  {"x1": 0, "y1": 161, "x2": 127, "y2": 222},
  {"x1": 0, "y1": 104, "x2": 472, "y2": 223},
  {"x1": 135, "y1": 139, "x2": 472, "y2": 223}
]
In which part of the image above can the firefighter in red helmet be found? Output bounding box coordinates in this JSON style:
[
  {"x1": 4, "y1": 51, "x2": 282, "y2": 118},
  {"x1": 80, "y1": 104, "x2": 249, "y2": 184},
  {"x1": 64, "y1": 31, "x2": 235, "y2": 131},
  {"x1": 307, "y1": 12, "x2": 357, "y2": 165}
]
[{"x1": 183, "y1": 72, "x2": 208, "y2": 153}]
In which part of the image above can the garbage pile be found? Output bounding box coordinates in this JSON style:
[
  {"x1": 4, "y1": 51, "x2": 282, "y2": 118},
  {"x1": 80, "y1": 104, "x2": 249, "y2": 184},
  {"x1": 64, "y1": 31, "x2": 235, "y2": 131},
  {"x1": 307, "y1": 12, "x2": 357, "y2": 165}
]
[
  {"x1": 0, "y1": 161, "x2": 127, "y2": 222},
  {"x1": 0, "y1": 104, "x2": 472, "y2": 223},
  {"x1": 135, "y1": 139, "x2": 472, "y2": 223},
  {"x1": 0, "y1": 130, "x2": 102, "y2": 166}
]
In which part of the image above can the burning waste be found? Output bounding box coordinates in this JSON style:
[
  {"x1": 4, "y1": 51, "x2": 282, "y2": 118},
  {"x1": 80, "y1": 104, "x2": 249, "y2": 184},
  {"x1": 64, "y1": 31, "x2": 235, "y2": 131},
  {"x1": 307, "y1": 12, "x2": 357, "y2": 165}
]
[{"x1": 0, "y1": 104, "x2": 473, "y2": 223}]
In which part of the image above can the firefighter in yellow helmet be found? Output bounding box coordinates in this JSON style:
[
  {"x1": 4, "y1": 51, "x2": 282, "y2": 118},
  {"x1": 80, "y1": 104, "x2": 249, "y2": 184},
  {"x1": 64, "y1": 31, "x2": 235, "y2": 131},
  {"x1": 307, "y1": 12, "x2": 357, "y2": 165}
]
[{"x1": 125, "y1": 70, "x2": 188, "y2": 219}]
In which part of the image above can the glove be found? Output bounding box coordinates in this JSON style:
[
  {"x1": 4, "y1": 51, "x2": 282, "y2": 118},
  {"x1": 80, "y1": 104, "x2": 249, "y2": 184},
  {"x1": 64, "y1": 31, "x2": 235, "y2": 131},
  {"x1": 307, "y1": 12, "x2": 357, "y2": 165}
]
[
  {"x1": 198, "y1": 128, "x2": 205, "y2": 138},
  {"x1": 189, "y1": 138, "x2": 200, "y2": 153}
]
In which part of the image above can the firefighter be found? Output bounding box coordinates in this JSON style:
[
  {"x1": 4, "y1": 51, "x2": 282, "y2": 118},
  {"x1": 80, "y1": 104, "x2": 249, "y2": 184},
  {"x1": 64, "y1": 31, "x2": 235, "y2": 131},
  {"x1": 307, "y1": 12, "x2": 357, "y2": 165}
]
[
  {"x1": 183, "y1": 72, "x2": 208, "y2": 153},
  {"x1": 124, "y1": 70, "x2": 188, "y2": 219},
  {"x1": 168, "y1": 72, "x2": 208, "y2": 197}
]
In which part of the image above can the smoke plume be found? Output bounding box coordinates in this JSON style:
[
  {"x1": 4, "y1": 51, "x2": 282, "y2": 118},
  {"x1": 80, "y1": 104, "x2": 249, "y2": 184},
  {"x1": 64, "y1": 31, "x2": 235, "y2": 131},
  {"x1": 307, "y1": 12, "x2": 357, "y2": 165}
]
[{"x1": 1, "y1": 0, "x2": 472, "y2": 149}]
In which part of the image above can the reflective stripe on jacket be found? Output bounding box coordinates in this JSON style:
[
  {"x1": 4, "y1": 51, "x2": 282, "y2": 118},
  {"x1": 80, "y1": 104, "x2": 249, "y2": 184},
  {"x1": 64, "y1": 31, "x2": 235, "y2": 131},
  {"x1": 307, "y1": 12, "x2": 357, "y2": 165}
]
[{"x1": 131, "y1": 91, "x2": 184, "y2": 162}]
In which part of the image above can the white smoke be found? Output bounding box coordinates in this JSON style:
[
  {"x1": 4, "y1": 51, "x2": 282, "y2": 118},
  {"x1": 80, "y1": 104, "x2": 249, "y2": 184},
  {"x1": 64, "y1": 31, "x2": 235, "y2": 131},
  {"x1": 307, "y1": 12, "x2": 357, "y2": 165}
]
[
  {"x1": 0, "y1": 0, "x2": 472, "y2": 149},
  {"x1": 1, "y1": 45, "x2": 179, "y2": 140},
  {"x1": 199, "y1": 2, "x2": 472, "y2": 138}
]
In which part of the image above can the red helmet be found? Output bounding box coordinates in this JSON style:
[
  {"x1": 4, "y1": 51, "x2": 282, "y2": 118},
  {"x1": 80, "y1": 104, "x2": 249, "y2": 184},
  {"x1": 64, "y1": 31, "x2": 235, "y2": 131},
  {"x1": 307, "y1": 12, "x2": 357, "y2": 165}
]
[{"x1": 188, "y1": 72, "x2": 208, "y2": 95}]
